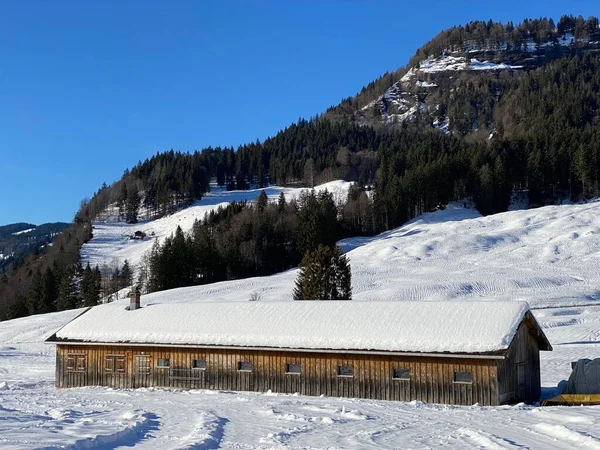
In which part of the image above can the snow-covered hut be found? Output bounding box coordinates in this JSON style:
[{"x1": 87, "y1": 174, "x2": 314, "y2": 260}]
[{"x1": 46, "y1": 299, "x2": 551, "y2": 405}]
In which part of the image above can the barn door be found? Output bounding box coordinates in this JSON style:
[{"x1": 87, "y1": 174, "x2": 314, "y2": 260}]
[
  {"x1": 134, "y1": 355, "x2": 152, "y2": 388},
  {"x1": 517, "y1": 362, "x2": 527, "y2": 400}
]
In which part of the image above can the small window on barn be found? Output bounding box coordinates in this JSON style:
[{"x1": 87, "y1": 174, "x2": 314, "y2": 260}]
[
  {"x1": 338, "y1": 365, "x2": 354, "y2": 377},
  {"x1": 116, "y1": 356, "x2": 126, "y2": 372},
  {"x1": 105, "y1": 355, "x2": 126, "y2": 373},
  {"x1": 454, "y1": 371, "x2": 473, "y2": 384},
  {"x1": 285, "y1": 363, "x2": 301, "y2": 375},
  {"x1": 66, "y1": 354, "x2": 86, "y2": 372},
  {"x1": 393, "y1": 368, "x2": 411, "y2": 380},
  {"x1": 157, "y1": 358, "x2": 170, "y2": 368},
  {"x1": 105, "y1": 356, "x2": 115, "y2": 372},
  {"x1": 192, "y1": 359, "x2": 207, "y2": 370},
  {"x1": 238, "y1": 361, "x2": 252, "y2": 372},
  {"x1": 76, "y1": 355, "x2": 86, "y2": 372}
]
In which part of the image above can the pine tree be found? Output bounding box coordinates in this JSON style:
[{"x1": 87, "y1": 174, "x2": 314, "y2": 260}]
[
  {"x1": 6, "y1": 295, "x2": 28, "y2": 319},
  {"x1": 26, "y1": 268, "x2": 44, "y2": 314},
  {"x1": 278, "y1": 192, "x2": 286, "y2": 212},
  {"x1": 82, "y1": 263, "x2": 101, "y2": 306},
  {"x1": 41, "y1": 267, "x2": 58, "y2": 313},
  {"x1": 293, "y1": 245, "x2": 352, "y2": 300},
  {"x1": 125, "y1": 184, "x2": 140, "y2": 223},
  {"x1": 57, "y1": 267, "x2": 81, "y2": 311},
  {"x1": 118, "y1": 182, "x2": 128, "y2": 219},
  {"x1": 256, "y1": 190, "x2": 268, "y2": 211},
  {"x1": 121, "y1": 259, "x2": 133, "y2": 287}
]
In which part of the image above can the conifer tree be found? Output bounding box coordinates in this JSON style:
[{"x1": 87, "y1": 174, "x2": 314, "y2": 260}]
[
  {"x1": 41, "y1": 266, "x2": 58, "y2": 313},
  {"x1": 26, "y1": 268, "x2": 44, "y2": 314},
  {"x1": 82, "y1": 263, "x2": 101, "y2": 306},
  {"x1": 57, "y1": 267, "x2": 81, "y2": 311},
  {"x1": 121, "y1": 259, "x2": 133, "y2": 287},
  {"x1": 6, "y1": 295, "x2": 28, "y2": 319},
  {"x1": 277, "y1": 192, "x2": 286, "y2": 212},
  {"x1": 256, "y1": 190, "x2": 268, "y2": 211},
  {"x1": 125, "y1": 184, "x2": 140, "y2": 223},
  {"x1": 293, "y1": 245, "x2": 352, "y2": 300}
]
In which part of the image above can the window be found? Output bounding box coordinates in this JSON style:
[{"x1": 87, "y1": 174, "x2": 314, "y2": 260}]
[
  {"x1": 338, "y1": 365, "x2": 354, "y2": 377},
  {"x1": 157, "y1": 358, "x2": 170, "y2": 368},
  {"x1": 105, "y1": 355, "x2": 126, "y2": 373},
  {"x1": 192, "y1": 359, "x2": 207, "y2": 370},
  {"x1": 393, "y1": 368, "x2": 411, "y2": 380},
  {"x1": 285, "y1": 363, "x2": 301, "y2": 375},
  {"x1": 238, "y1": 361, "x2": 252, "y2": 372},
  {"x1": 454, "y1": 371, "x2": 473, "y2": 384},
  {"x1": 66, "y1": 354, "x2": 86, "y2": 373}
]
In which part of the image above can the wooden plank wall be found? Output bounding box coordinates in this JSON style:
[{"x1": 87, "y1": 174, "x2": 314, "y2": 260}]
[
  {"x1": 56, "y1": 344, "x2": 500, "y2": 405},
  {"x1": 496, "y1": 319, "x2": 541, "y2": 404}
]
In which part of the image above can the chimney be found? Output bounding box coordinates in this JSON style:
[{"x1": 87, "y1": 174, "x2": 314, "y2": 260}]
[{"x1": 129, "y1": 285, "x2": 141, "y2": 311}]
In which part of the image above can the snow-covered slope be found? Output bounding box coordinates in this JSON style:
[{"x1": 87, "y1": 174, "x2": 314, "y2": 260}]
[
  {"x1": 3, "y1": 200, "x2": 600, "y2": 448},
  {"x1": 81, "y1": 180, "x2": 352, "y2": 274},
  {"x1": 117, "y1": 201, "x2": 600, "y2": 310}
]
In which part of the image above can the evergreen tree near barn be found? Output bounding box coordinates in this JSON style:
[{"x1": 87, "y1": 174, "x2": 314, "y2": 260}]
[{"x1": 293, "y1": 245, "x2": 352, "y2": 300}]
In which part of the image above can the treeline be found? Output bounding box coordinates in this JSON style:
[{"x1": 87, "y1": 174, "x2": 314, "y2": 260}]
[
  {"x1": 424, "y1": 52, "x2": 600, "y2": 139},
  {"x1": 75, "y1": 120, "x2": 382, "y2": 225},
  {"x1": 0, "y1": 222, "x2": 70, "y2": 275},
  {"x1": 410, "y1": 15, "x2": 600, "y2": 65},
  {"x1": 142, "y1": 189, "x2": 341, "y2": 293},
  {"x1": 0, "y1": 217, "x2": 92, "y2": 319},
  {"x1": 5, "y1": 258, "x2": 133, "y2": 319}
]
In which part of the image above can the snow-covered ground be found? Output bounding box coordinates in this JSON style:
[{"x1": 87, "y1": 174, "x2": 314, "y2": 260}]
[
  {"x1": 400, "y1": 56, "x2": 521, "y2": 83},
  {"x1": 11, "y1": 227, "x2": 35, "y2": 236},
  {"x1": 81, "y1": 181, "x2": 352, "y2": 275},
  {"x1": 3, "y1": 198, "x2": 600, "y2": 448}
]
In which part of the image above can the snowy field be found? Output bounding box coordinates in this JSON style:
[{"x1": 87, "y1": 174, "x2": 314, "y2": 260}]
[{"x1": 3, "y1": 192, "x2": 600, "y2": 447}]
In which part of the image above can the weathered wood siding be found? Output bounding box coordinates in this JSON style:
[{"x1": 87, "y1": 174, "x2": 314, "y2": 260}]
[
  {"x1": 496, "y1": 317, "x2": 541, "y2": 404},
  {"x1": 56, "y1": 344, "x2": 501, "y2": 405}
]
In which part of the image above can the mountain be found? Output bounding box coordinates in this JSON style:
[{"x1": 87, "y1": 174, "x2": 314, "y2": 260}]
[
  {"x1": 327, "y1": 15, "x2": 600, "y2": 138},
  {"x1": 0, "y1": 222, "x2": 70, "y2": 275},
  {"x1": 2, "y1": 14, "x2": 600, "y2": 319}
]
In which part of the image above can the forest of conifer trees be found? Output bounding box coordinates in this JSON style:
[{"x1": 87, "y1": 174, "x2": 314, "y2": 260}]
[{"x1": 2, "y1": 15, "x2": 600, "y2": 318}]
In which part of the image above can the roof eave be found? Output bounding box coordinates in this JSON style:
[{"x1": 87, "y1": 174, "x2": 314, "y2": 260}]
[
  {"x1": 524, "y1": 311, "x2": 553, "y2": 351},
  {"x1": 46, "y1": 339, "x2": 507, "y2": 360},
  {"x1": 44, "y1": 307, "x2": 92, "y2": 344}
]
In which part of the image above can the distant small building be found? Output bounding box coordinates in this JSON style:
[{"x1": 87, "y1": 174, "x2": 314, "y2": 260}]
[
  {"x1": 46, "y1": 298, "x2": 551, "y2": 405},
  {"x1": 132, "y1": 230, "x2": 146, "y2": 240}
]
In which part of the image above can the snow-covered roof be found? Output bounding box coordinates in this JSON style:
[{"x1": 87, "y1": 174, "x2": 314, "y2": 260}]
[{"x1": 51, "y1": 300, "x2": 550, "y2": 355}]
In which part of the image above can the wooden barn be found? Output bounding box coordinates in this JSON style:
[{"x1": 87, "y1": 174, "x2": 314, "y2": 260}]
[{"x1": 46, "y1": 292, "x2": 551, "y2": 406}]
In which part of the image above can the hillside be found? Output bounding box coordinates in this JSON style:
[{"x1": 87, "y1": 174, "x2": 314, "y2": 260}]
[
  {"x1": 0, "y1": 222, "x2": 70, "y2": 274},
  {"x1": 105, "y1": 199, "x2": 600, "y2": 309},
  {"x1": 2, "y1": 201, "x2": 600, "y2": 447},
  {"x1": 81, "y1": 180, "x2": 352, "y2": 277},
  {"x1": 328, "y1": 15, "x2": 600, "y2": 138},
  {"x1": 3, "y1": 14, "x2": 600, "y2": 317}
]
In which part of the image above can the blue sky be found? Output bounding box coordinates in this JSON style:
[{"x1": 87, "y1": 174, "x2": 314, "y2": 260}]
[{"x1": 1, "y1": 1, "x2": 598, "y2": 224}]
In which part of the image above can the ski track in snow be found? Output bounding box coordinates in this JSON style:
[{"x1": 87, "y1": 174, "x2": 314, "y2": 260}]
[{"x1": 4, "y1": 192, "x2": 600, "y2": 447}]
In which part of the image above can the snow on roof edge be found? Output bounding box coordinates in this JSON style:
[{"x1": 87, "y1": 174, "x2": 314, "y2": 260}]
[{"x1": 52, "y1": 300, "x2": 548, "y2": 355}]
